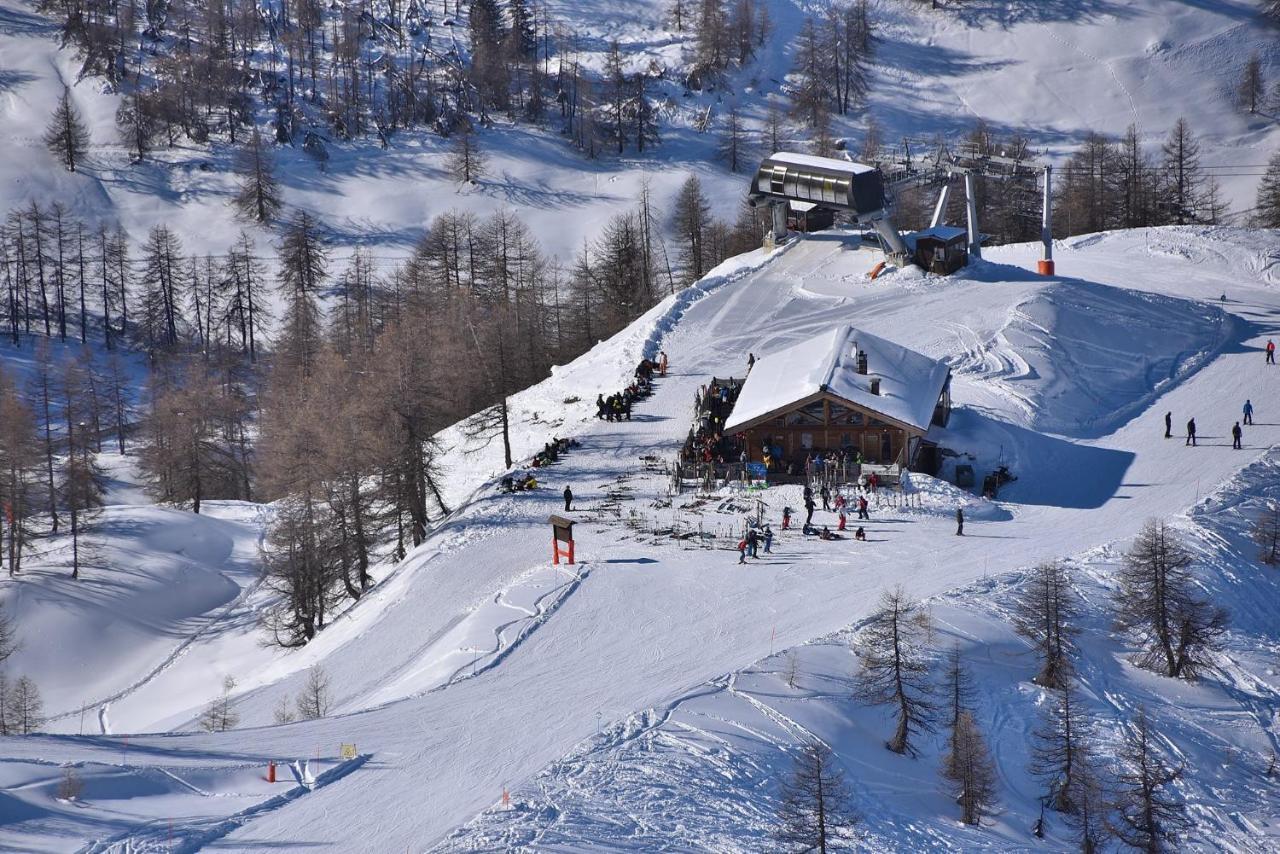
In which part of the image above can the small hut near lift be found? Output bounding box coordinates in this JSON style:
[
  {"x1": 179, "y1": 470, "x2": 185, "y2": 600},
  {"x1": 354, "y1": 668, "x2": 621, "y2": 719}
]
[
  {"x1": 912, "y1": 225, "x2": 969, "y2": 275},
  {"x1": 723, "y1": 325, "x2": 951, "y2": 473}
]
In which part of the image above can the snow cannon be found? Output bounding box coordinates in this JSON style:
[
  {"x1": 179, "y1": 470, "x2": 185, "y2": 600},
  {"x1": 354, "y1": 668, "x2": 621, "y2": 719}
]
[{"x1": 747, "y1": 152, "x2": 909, "y2": 263}]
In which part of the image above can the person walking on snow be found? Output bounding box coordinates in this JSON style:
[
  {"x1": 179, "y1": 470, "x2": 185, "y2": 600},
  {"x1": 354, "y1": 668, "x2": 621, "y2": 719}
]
[
  {"x1": 1267, "y1": 339, "x2": 1276, "y2": 365},
  {"x1": 1186, "y1": 417, "x2": 1197, "y2": 447},
  {"x1": 956, "y1": 507, "x2": 965, "y2": 536},
  {"x1": 747, "y1": 352, "x2": 756, "y2": 373},
  {"x1": 737, "y1": 537, "x2": 747, "y2": 564},
  {"x1": 1244, "y1": 400, "x2": 1254, "y2": 426},
  {"x1": 763, "y1": 525, "x2": 773, "y2": 554},
  {"x1": 659, "y1": 350, "x2": 668, "y2": 377},
  {"x1": 746, "y1": 527, "x2": 759, "y2": 558},
  {"x1": 563, "y1": 486, "x2": 573, "y2": 512},
  {"x1": 1164, "y1": 411, "x2": 1172, "y2": 439},
  {"x1": 856, "y1": 495, "x2": 870, "y2": 521},
  {"x1": 804, "y1": 495, "x2": 816, "y2": 526},
  {"x1": 1233, "y1": 422, "x2": 1243, "y2": 450},
  {"x1": 782, "y1": 507, "x2": 792, "y2": 530},
  {"x1": 820, "y1": 485, "x2": 831, "y2": 511},
  {"x1": 596, "y1": 394, "x2": 606, "y2": 419}
]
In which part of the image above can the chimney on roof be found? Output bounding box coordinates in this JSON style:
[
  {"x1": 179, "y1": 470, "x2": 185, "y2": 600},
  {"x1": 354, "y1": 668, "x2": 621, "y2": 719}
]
[
  {"x1": 869, "y1": 376, "x2": 881, "y2": 396},
  {"x1": 857, "y1": 350, "x2": 869, "y2": 376}
]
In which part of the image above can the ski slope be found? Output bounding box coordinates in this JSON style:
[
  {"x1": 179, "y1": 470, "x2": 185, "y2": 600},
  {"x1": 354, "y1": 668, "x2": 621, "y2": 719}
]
[{"x1": 3, "y1": 224, "x2": 1279, "y2": 849}]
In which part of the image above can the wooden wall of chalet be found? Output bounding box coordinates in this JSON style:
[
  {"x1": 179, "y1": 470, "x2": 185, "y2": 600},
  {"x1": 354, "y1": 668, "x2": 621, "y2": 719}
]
[{"x1": 736, "y1": 395, "x2": 915, "y2": 466}]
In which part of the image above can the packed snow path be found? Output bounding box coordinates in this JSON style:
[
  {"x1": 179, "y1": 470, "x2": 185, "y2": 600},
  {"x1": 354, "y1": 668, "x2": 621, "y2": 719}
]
[{"x1": 5, "y1": 227, "x2": 1280, "y2": 849}]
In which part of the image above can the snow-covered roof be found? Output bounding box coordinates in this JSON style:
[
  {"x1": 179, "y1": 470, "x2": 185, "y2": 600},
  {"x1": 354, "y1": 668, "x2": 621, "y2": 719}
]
[
  {"x1": 765, "y1": 152, "x2": 877, "y2": 175},
  {"x1": 724, "y1": 326, "x2": 950, "y2": 434},
  {"x1": 913, "y1": 225, "x2": 968, "y2": 242}
]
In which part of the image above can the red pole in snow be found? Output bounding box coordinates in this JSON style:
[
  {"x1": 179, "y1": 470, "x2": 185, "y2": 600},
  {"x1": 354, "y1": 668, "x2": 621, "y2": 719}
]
[{"x1": 1038, "y1": 165, "x2": 1055, "y2": 276}]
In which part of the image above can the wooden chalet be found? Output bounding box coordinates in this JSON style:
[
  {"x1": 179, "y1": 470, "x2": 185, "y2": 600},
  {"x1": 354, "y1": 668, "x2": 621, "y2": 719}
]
[{"x1": 723, "y1": 326, "x2": 952, "y2": 470}]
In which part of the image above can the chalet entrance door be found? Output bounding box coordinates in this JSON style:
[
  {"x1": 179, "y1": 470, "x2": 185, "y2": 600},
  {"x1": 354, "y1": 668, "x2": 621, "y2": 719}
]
[{"x1": 861, "y1": 433, "x2": 879, "y2": 462}]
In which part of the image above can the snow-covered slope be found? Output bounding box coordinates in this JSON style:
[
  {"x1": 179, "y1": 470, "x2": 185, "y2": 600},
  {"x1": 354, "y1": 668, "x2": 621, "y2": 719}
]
[
  {"x1": 3, "y1": 224, "x2": 1279, "y2": 850},
  {"x1": 1, "y1": 0, "x2": 1277, "y2": 270}
]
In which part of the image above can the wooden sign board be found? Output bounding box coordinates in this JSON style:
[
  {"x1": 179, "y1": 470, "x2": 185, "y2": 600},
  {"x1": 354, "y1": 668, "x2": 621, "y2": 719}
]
[{"x1": 548, "y1": 515, "x2": 575, "y2": 543}]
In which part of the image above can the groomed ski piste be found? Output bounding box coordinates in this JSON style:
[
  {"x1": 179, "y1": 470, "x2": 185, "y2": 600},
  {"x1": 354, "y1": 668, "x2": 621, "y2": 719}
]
[{"x1": 1, "y1": 225, "x2": 1279, "y2": 851}]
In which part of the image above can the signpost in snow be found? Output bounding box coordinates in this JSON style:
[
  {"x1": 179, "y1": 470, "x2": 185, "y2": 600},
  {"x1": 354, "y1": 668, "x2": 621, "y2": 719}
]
[{"x1": 549, "y1": 515, "x2": 575, "y2": 565}]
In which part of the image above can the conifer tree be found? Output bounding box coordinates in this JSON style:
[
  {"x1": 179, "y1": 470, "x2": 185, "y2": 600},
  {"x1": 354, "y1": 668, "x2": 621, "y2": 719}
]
[
  {"x1": 1159, "y1": 118, "x2": 1204, "y2": 225},
  {"x1": 1012, "y1": 561, "x2": 1080, "y2": 689},
  {"x1": 1254, "y1": 500, "x2": 1280, "y2": 565},
  {"x1": 775, "y1": 741, "x2": 858, "y2": 852},
  {"x1": 447, "y1": 128, "x2": 487, "y2": 183},
  {"x1": 790, "y1": 18, "x2": 829, "y2": 128},
  {"x1": 1111, "y1": 708, "x2": 1188, "y2": 852},
  {"x1": 718, "y1": 105, "x2": 748, "y2": 172},
  {"x1": 61, "y1": 357, "x2": 107, "y2": 578},
  {"x1": 1238, "y1": 54, "x2": 1265, "y2": 114},
  {"x1": 942, "y1": 643, "x2": 977, "y2": 732},
  {"x1": 6, "y1": 675, "x2": 43, "y2": 734},
  {"x1": 199, "y1": 675, "x2": 241, "y2": 732},
  {"x1": 232, "y1": 129, "x2": 283, "y2": 223},
  {"x1": 1113, "y1": 519, "x2": 1227, "y2": 680},
  {"x1": 0, "y1": 366, "x2": 39, "y2": 575},
  {"x1": 1255, "y1": 149, "x2": 1280, "y2": 228},
  {"x1": 1029, "y1": 681, "x2": 1094, "y2": 814},
  {"x1": 44, "y1": 87, "x2": 90, "y2": 173},
  {"x1": 854, "y1": 587, "x2": 935, "y2": 755},
  {"x1": 275, "y1": 210, "x2": 329, "y2": 378},
  {"x1": 942, "y1": 711, "x2": 998, "y2": 826},
  {"x1": 296, "y1": 664, "x2": 332, "y2": 718},
  {"x1": 671, "y1": 174, "x2": 711, "y2": 284}
]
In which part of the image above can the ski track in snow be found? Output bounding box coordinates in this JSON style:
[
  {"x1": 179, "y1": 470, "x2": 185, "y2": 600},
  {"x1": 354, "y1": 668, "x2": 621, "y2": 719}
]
[{"x1": 45, "y1": 505, "x2": 272, "y2": 728}]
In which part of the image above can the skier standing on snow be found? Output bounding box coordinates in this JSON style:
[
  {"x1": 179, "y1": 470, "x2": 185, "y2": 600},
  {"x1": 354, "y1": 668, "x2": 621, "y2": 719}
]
[
  {"x1": 1244, "y1": 400, "x2": 1254, "y2": 425},
  {"x1": 956, "y1": 507, "x2": 964, "y2": 536},
  {"x1": 856, "y1": 495, "x2": 869, "y2": 521},
  {"x1": 1267, "y1": 339, "x2": 1276, "y2": 365},
  {"x1": 1186, "y1": 417, "x2": 1197, "y2": 447},
  {"x1": 659, "y1": 351, "x2": 668, "y2": 376},
  {"x1": 737, "y1": 537, "x2": 747, "y2": 564},
  {"x1": 763, "y1": 525, "x2": 773, "y2": 553},
  {"x1": 596, "y1": 394, "x2": 606, "y2": 419},
  {"x1": 820, "y1": 485, "x2": 831, "y2": 511},
  {"x1": 746, "y1": 527, "x2": 759, "y2": 559},
  {"x1": 563, "y1": 486, "x2": 573, "y2": 512},
  {"x1": 747, "y1": 352, "x2": 756, "y2": 373},
  {"x1": 1232, "y1": 421, "x2": 1243, "y2": 450},
  {"x1": 782, "y1": 507, "x2": 792, "y2": 530},
  {"x1": 1164, "y1": 411, "x2": 1172, "y2": 439},
  {"x1": 804, "y1": 494, "x2": 816, "y2": 526}
]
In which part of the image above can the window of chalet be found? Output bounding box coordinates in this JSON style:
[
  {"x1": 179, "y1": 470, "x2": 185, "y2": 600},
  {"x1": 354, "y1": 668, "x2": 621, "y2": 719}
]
[
  {"x1": 829, "y1": 404, "x2": 863, "y2": 426},
  {"x1": 784, "y1": 402, "x2": 827, "y2": 426}
]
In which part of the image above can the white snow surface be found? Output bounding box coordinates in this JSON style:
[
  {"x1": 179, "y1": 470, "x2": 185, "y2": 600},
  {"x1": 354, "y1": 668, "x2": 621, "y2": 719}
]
[
  {"x1": 2, "y1": 225, "x2": 1280, "y2": 850},
  {"x1": 724, "y1": 323, "x2": 951, "y2": 433},
  {"x1": 1, "y1": 0, "x2": 1278, "y2": 273}
]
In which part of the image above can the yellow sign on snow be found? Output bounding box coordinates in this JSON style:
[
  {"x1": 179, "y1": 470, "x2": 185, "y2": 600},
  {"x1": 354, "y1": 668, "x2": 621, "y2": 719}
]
[{"x1": 340, "y1": 743, "x2": 357, "y2": 760}]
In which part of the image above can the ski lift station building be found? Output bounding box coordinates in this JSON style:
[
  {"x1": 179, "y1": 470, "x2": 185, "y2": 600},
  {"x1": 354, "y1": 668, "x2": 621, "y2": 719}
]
[{"x1": 724, "y1": 326, "x2": 952, "y2": 471}]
